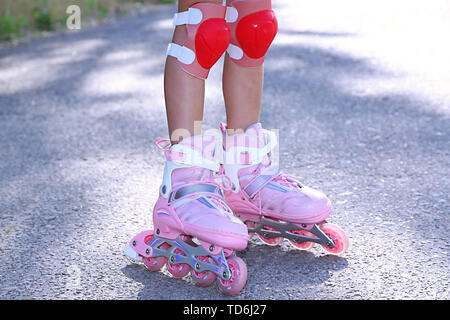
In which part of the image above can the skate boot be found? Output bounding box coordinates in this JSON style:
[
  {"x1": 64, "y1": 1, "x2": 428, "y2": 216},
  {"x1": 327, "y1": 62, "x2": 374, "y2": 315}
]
[
  {"x1": 124, "y1": 135, "x2": 249, "y2": 295},
  {"x1": 220, "y1": 123, "x2": 349, "y2": 255}
]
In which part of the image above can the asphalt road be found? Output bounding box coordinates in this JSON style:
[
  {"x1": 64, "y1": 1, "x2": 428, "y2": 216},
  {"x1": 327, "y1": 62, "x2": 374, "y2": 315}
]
[{"x1": 0, "y1": 0, "x2": 448, "y2": 300}]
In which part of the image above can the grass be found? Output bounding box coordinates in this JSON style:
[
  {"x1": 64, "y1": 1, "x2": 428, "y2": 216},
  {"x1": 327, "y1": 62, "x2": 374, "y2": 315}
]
[
  {"x1": 0, "y1": 0, "x2": 175, "y2": 41},
  {"x1": 5, "y1": 225, "x2": 15, "y2": 234},
  {"x1": 0, "y1": 13, "x2": 29, "y2": 40}
]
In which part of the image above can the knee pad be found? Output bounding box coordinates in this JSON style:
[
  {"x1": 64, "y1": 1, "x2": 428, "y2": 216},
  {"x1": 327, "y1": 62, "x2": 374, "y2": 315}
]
[
  {"x1": 226, "y1": 0, "x2": 278, "y2": 67},
  {"x1": 166, "y1": 2, "x2": 230, "y2": 79}
]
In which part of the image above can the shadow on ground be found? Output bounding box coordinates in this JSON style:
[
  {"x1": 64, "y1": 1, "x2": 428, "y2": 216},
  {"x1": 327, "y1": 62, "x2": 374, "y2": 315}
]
[
  {"x1": 0, "y1": 2, "x2": 448, "y2": 299},
  {"x1": 120, "y1": 242, "x2": 349, "y2": 299}
]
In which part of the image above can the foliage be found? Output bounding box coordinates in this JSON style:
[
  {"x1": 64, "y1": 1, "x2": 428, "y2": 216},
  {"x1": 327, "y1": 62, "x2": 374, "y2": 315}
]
[{"x1": 0, "y1": 0, "x2": 174, "y2": 42}]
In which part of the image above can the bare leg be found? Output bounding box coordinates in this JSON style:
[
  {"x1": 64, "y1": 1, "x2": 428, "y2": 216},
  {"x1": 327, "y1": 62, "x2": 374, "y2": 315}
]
[
  {"x1": 222, "y1": 53, "x2": 264, "y2": 133},
  {"x1": 164, "y1": 0, "x2": 222, "y2": 144},
  {"x1": 222, "y1": 0, "x2": 263, "y2": 133}
]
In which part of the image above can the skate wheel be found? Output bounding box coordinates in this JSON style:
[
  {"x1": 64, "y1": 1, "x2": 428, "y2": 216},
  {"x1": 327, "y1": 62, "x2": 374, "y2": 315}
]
[
  {"x1": 167, "y1": 249, "x2": 191, "y2": 278},
  {"x1": 217, "y1": 256, "x2": 247, "y2": 296},
  {"x1": 143, "y1": 256, "x2": 167, "y2": 271},
  {"x1": 319, "y1": 223, "x2": 349, "y2": 255},
  {"x1": 140, "y1": 230, "x2": 168, "y2": 271},
  {"x1": 257, "y1": 218, "x2": 283, "y2": 246},
  {"x1": 191, "y1": 256, "x2": 217, "y2": 287},
  {"x1": 258, "y1": 228, "x2": 283, "y2": 246},
  {"x1": 288, "y1": 230, "x2": 315, "y2": 250}
]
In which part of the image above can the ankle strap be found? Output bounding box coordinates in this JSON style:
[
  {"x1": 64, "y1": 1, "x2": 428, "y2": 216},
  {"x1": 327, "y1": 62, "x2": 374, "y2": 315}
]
[{"x1": 168, "y1": 183, "x2": 223, "y2": 203}]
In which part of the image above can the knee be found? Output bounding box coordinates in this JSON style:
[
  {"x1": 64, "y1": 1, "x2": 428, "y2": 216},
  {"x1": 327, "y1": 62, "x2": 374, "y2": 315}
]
[
  {"x1": 167, "y1": 1, "x2": 230, "y2": 79},
  {"x1": 226, "y1": 0, "x2": 278, "y2": 67}
]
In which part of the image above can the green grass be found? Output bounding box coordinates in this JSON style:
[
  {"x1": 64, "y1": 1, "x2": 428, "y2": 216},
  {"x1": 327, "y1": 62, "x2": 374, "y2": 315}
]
[
  {"x1": 32, "y1": 6, "x2": 55, "y2": 31},
  {"x1": 0, "y1": 0, "x2": 175, "y2": 42},
  {"x1": 4, "y1": 225, "x2": 16, "y2": 234},
  {"x1": 0, "y1": 14, "x2": 29, "y2": 40}
]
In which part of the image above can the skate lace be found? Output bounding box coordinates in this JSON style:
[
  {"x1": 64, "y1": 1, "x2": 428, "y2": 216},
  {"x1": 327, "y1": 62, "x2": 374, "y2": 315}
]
[
  {"x1": 208, "y1": 174, "x2": 232, "y2": 192},
  {"x1": 272, "y1": 173, "x2": 302, "y2": 191},
  {"x1": 216, "y1": 165, "x2": 233, "y2": 191},
  {"x1": 255, "y1": 159, "x2": 302, "y2": 192},
  {"x1": 154, "y1": 139, "x2": 171, "y2": 150}
]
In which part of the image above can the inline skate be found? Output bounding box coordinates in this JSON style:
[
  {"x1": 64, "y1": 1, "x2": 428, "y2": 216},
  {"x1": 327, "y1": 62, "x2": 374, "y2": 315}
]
[
  {"x1": 124, "y1": 135, "x2": 249, "y2": 295},
  {"x1": 220, "y1": 123, "x2": 349, "y2": 255}
]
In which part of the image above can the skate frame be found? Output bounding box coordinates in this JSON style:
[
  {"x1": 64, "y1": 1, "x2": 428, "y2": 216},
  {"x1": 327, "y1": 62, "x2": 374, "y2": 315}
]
[
  {"x1": 146, "y1": 235, "x2": 233, "y2": 281},
  {"x1": 246, "y1": 217, "x2": 336, "y2": 248}
]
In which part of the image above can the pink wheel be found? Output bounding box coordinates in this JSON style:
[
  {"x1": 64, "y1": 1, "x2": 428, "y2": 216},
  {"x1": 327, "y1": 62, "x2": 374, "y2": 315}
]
[
  {"x1": 258, "y1": 225, "x2": 283, "y2": 246},
  {"x1": 288, "y1": 229, "x2": 315, "y2": 250},
  {"x1": 143, "y1": 255, "x2": 167, "y2": 271},
  {"x1": 257, "y1": 218, "x2": 283, "y2": 246},
  {"x1": 319, "y1": 223, "x2": 349, "y2": 255},
  {"x1": 167, "y1": 248, "x2": 191, "y2": 278},
  {"x1": 142, "y1": 232, "x2": 167, "y2": 271},
  {"x1": 191, "y1": 256, "x2": 217, "y2": 287},
  {"x1": 217, "y1": 256, "x2": 247, "y2": 296}
]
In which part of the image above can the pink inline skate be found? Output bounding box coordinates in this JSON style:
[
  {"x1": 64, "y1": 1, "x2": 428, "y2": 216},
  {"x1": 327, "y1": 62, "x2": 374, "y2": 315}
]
[
  {"x1": 124, "y1": 135, "x2": 249, "y2": 295},
  {"x1": 221, "y1": 123, "x2": 349, "y2": 255}
]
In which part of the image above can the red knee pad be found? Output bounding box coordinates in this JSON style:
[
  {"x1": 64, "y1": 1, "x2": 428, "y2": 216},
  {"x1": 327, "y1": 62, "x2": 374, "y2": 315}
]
[
  {"x1": 226, "y1": 0, "x2": 278, "y2": 67},
  {"x1": 167, "y1": 2, "x2": 230, "y2": 79}
]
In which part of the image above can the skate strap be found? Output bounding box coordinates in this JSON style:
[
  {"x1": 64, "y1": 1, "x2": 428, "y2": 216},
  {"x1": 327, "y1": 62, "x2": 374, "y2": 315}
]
[
  {"x1": 173, "y1": 7, "x2": 203, "y2": 26},
  {"x1": 223, "y1": 129, "x2": 278, "y2": 165},
  {"x1": 243, "y1": 164, "x2": 281, "y2": 198},
  {"x1": 166, "y1": 43, "x2": 196, "y2": 65},
  {"x1": 169, "y1": 143, "x2": 220, "y2": 172},
  {"x1": 243, "y1": 174, "x2": 278, "y2": 198},
  {"x1": 168, "y1": 183, "x2": 223, "y2": 203},
  {"x1": 225, "y1": 6, "x2": 238, "y2": 23}
]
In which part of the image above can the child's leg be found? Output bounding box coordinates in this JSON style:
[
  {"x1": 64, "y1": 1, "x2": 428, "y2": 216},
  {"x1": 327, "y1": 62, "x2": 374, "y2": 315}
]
[
  {"x1": 220, "y1": 1, "x2": 349, "y2": 255},
  {"x1": 125, "y1": 1, "x2": 249, "y2": 296},
  {"x1": 222, "y1": 49, "x2": 263, "y2": 133},
  {"x1": 222, "y1": 0, "x2": 277, "y2": 132},
  {"x1": 165, "y1": 0, "x2": 224, "y2": 144}
]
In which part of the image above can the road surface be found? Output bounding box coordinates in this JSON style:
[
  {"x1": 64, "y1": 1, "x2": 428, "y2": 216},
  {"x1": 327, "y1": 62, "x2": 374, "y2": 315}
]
[{"x1": 0, "y1": 0, "x2": 448, "y2": 299}]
